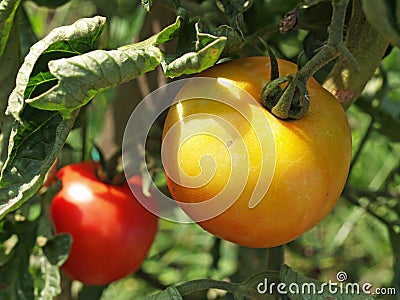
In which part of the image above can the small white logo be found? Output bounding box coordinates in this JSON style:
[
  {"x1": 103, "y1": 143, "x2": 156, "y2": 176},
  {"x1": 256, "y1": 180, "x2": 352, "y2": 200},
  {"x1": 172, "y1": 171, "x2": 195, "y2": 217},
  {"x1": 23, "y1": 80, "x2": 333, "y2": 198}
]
[{"x1": 336, "y1": 271, "x2": 348, "y2": 282}]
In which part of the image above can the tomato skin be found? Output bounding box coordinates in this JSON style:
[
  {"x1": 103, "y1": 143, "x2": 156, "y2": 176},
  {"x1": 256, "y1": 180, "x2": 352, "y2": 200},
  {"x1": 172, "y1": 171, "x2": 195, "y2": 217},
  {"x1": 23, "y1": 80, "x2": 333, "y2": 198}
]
[
  {"x1": 162, "y1": 56, "x2": 352, "y2": 248},
  {"x1": 50, "y1": 161, "x2": 158, "y2": 285}
]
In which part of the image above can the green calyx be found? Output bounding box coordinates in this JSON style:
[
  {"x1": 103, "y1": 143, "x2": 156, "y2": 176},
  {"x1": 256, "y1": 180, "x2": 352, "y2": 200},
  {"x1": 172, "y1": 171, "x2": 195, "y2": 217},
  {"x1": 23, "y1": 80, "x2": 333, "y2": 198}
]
[
  {"x1": 261, "y1": 74, "x2": 310, "y2": 120},
  {"x1": 260, "y1": 0, "x2": 357, "y2": 121},
  {"x1": 259, "y1": 41, "x2": 310, "y2": 120}
]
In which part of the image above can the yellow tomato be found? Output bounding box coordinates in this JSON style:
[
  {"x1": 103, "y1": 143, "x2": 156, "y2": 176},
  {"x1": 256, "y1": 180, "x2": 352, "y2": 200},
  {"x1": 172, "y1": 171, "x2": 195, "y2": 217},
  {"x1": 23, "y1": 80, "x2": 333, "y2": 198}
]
[{"x1": 162, "y1": 56, "x2": 351, "y2": 248}]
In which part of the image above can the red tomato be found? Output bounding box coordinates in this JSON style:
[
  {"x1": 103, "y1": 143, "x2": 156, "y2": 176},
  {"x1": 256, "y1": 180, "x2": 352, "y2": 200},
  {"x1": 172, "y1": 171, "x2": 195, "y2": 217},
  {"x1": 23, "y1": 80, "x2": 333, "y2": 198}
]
[{"x1": 50, "y1": 161, "x2": 158, "y2": 285}]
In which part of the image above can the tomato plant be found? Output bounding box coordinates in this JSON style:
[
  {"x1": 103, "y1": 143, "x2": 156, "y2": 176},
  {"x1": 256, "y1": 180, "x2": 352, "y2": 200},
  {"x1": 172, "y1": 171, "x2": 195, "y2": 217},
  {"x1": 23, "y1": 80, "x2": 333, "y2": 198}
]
[
  {"x1": 0, "y1": 0, "x2": 399, "y2": 299},
  {"x1": 162, "y1": 56, "x2": 352, "y2": 248},
  {"x1": 50, "y1": 161, "x2": 158, "y2": 285}
]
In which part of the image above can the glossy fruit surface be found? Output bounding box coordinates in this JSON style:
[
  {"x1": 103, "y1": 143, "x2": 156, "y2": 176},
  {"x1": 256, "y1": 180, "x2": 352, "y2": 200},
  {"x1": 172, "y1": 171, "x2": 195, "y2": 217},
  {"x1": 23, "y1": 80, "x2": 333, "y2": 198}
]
[
  {"x1": 50, "y1": 161, "x2": 158, "y2": 285},
  {"x1": 162, "y1": 56, "x2": 352, "y2": 248}
]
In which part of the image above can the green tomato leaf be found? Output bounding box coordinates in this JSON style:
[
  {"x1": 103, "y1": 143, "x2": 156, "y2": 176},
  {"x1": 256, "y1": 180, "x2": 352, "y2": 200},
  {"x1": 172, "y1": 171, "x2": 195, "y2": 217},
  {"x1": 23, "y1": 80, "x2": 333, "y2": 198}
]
[
  {"x1": 361, "y1": 0, "x2": 400, "y2": 48},
  {"x1": 76, "y1": 285, "x2": 106, "y2": 299},
  {"x1": 0, "y1": 219, "x2": 37, "y2": 300},
  {"x1": 155, "y1": 17, "x2": 182, "y2": 44},
  {"x1": 0, "y1": 108, "x2": 77, "y2": 219},
  {"x1": 0, "y1": 3, "x2": 21, "y2": 167},
  {"x1": 23, "y1": 17, "x2": 183, "y2": 118},
  {"x1": 6, "y1": 15, "x2": 106, "y2": 121},
  {"x1": 163, "y1": 23, "x2": 226, "y2": 78},
  {"x1": 34, "y1": 247, "x2": 63, "y2": 300},
  {"x1": 355, "y1": 93, "x2": 400, "y2": 142},
  {"x1": 215, "y1": 0, "x2": 248, "y2": 26},
  {"x1": 24, "y1": 72, "x2": 59, "y2": 99},
  {"x1": 163, "y1": 36, "x2": 225, "y2": 78},
  {"x1": 26, "y1": 44, "x2": 163, "y2": 118},
  {"x1": 0, "y1": 16, "x2": 105, "y2": 219},
  {"x1": 0, "y1": 39, "x2": 19, "y2": 103},
  {"x1": 1, "y1": 14, "x2": 225, "y2": 219},
  {"x1": 297, "y1": 1, "x2": 332, "y2": 40},
  {"x1": 0, "y1": 0, "x2": 22, "y2": 59},
  {"x1": 26, "y1": 16, "x2": 225, "y2": 115},
  {"x1": 36, "y1": 233, "x2": 70, "y2": 299},
  {"x1": 280, "y1": 264, "x2": 374, "y2": 299},
  {"x1": 215, "y1": 25, "x2": 245, "y2": 54},
  {"x1": 42, "y1": 233, "x2": 72, "y2": 266}
]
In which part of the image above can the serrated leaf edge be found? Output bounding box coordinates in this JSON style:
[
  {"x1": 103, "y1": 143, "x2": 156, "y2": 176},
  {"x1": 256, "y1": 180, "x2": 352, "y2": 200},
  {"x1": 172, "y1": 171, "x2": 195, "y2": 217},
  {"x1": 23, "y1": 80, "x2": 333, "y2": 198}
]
[{"x1": 5, "y1": 16, "x2": 106, "y2": 122}]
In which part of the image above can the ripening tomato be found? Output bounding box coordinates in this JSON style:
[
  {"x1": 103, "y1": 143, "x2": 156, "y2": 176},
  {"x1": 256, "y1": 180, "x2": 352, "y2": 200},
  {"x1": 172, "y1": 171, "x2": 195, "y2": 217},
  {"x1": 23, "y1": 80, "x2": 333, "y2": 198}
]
[
  {"x1": 50, "y1": 161, "x2": 158, "y2": 285},
  {"x1": 162, "y1": 56, "x2": 351, "y2": 248}
]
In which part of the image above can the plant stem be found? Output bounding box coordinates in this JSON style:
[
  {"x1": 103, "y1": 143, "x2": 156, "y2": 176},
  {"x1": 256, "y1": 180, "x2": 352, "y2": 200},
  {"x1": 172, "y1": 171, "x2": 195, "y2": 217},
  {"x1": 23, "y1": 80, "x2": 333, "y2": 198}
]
[
  {"x1": 80, "y1": 107, "x2": 87, "y2": 162},
  {"x1": 175, "y1": 278, "x2": 239, "y2": 295},
  {"x1": 297, "y1": 45, "x2": 338, "y2": 83},
  {"x1": 267, "y1": 246, "x2": 284, "y2": 271},
  {"x1": 262, "y1": 0, "x2": 356, "y2": 120},
  {"x1": 343, "y1": 186, "x2": 393, "y2": 228},
  {"x1": 348, "y1": 117, "x2": 374, "y2": 176},
  {"x1": 77, "y1": 285, "x2": 106, "y2": 300},
  {"x1": 263, "y1": 247, "x2": 284, "y2": 300},
  {"x1": 143, "y1": 269, "x2": 283, "y2": 299},
  {"x1": 136, "y1": 268, "x2": 168, "y2": 290},
  {"x1": 297, "y1": 0, "x2": 352, "y2": 83},
  {"x1": 323, "y1": 0, "x2": 390, "y2": 109},
  {"x1": 328, "y1": 0, "x2": 348, "y2": 45}
]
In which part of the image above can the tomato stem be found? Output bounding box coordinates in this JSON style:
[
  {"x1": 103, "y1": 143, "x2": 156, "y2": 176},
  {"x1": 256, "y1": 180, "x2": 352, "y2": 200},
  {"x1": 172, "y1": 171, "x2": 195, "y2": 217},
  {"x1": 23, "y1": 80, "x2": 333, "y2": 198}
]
[
  {"x1": 143, "y1": 264, "x2": 313, "y2": 300},
  {"x1": 176, "y1": 278, "x2": 239, "y2": 295},
  {"x1": 296, "y1": 0, "x2": 357, "y2": 82},
  {"x1": 261, "y1": 0, "x2": 357, "y2": 120},
  {"x1": 142, "y1": 270, "x2": 282, "y2": 299},
  {"x1": 267, "y1": 245, "x2": 285, "y2": 272},
  {"x1": 323, "y1": 0, "x2": 389, "y2": 108},
  {"x1": 92, "y1": 146, "x2": 125, "y2": 185}
]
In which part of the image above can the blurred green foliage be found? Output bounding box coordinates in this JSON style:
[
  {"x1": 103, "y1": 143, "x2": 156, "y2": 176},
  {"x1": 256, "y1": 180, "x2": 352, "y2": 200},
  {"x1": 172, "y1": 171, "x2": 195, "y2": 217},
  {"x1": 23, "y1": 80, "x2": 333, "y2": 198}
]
[{"x1": 1, "y1": 0, "x2": 399, "y2": 299}]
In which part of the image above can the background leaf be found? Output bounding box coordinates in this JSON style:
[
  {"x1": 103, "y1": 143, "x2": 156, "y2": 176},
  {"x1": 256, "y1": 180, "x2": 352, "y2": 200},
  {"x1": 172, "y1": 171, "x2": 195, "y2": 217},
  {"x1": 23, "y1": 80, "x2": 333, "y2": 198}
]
[
  {"x1": 26, "y1": 45, "x2": 163, "y2": 117},
  {"x1": 0, "y1": 5, "x2": 21, "y2": 167},
  {"x1": 362, "y1": 0, "x2": 400, "y2": 48},
  {"x1": 0, "y1": 16, "x2": 105, "y2": 219},
  {"x1": 0, "y1": 219, "x2": 37, "y2": 300},
  {"x1": 34, "y1": 234, "x2": 72, "y2": 300},
  {"x1": 297, "y1": 0, "x2": 332, "y2": 38},
  {"x1": 23, "y1": 17, "x2": 178, "y2": 116},
  {"x1": 26, "y1": 16, "x2": 226, "y2": 115},
  {"x1": 355, "y1": 95, "x2": 400, "y2": 142},
  {"x1": 0, "y1": 12, "x2": 227, "y2": 220},
  {"x1": 0, "y1": 108, "x2": 77, "y2": 219},
  {"x1": 0, "y1": 0, "x2": 22, "y2": 58},
  {"x1": 163, "y1": 24, "x2": 226, "y2": 78},
  {"x1": 6, "y1": 15, "x2": 106, "y2": 121},
  {"x1": 34, "y1": 248, "x2": 63, "y2": 300},
  {"x1": 42, "y1": 233, "x2": 72, "y2": 266}
]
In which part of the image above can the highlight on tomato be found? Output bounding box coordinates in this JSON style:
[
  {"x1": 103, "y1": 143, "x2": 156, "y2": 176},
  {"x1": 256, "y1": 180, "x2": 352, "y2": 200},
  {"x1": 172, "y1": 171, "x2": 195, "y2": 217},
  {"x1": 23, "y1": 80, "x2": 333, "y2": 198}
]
[
  {"x1": 50, "y1": 161, "x2": 158, "y2": 285},
  {"x1": 161, "y1": 56, "x2": 352, "y2": 248}
]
